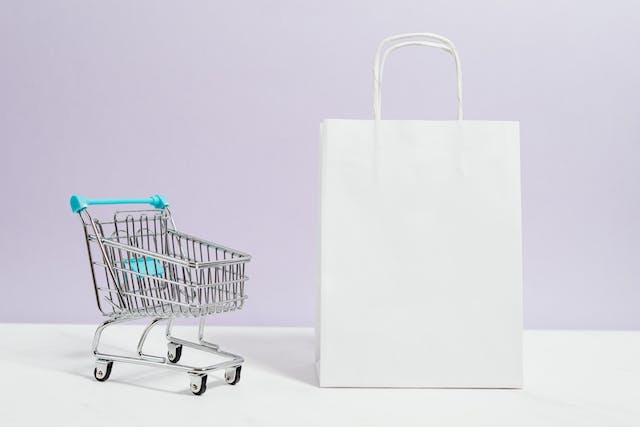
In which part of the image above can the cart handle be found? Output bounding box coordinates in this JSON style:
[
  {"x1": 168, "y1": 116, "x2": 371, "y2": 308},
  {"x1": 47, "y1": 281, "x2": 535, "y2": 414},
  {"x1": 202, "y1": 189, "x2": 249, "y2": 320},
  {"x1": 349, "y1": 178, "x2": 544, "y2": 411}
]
[{"x1": 70, "y1": 195, "x2": 169, "y2": 213}]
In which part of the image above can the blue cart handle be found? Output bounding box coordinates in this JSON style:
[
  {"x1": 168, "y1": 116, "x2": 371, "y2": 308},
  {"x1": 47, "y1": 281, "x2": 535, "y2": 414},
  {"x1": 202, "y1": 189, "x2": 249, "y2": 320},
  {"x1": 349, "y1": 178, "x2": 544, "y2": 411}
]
[{"x1": 70, "y1": 195, "x2": 169, "y2": 213}]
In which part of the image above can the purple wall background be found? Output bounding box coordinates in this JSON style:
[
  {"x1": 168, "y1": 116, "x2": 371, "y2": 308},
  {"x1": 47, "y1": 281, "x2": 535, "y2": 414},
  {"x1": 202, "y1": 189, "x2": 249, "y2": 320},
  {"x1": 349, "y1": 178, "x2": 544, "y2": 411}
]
[{"x1": 1, "y1": 1, "x2": 638, "y2": 328}]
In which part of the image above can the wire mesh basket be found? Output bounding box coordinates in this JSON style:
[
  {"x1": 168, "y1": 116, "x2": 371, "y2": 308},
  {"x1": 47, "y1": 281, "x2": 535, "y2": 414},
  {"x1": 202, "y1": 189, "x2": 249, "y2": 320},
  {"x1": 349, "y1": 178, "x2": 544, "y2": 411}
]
[{"x1": 85, "y1": 208, "x2": 249, "y2": 318}]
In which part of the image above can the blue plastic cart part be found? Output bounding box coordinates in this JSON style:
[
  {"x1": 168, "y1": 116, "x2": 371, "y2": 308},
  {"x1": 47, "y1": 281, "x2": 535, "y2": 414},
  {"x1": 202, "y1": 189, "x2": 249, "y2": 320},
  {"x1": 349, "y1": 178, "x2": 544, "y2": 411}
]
[
  {"x1": 123, "y1": 257, "x2": 165, "y2": 278},
  {"x1": 70, "y1": 195, "x2": 169, "y2": 213}
]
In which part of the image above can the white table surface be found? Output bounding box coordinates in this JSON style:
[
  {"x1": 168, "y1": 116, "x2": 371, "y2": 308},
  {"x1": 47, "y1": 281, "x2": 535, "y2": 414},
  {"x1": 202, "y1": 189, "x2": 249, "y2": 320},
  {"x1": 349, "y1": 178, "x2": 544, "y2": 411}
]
[{"x1": 0, "y1": 324, "x2": 638, "y2": 426}]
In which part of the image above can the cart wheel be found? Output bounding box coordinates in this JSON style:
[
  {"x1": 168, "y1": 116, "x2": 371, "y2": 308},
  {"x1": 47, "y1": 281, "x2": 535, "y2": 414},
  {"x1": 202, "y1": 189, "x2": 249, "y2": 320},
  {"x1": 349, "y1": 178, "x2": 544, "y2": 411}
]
[
  {"x1": 167, "y1": 343, "x2": 182, "y2": 363},
  {"x1": 225, "y1": 366, "x2": 242, "y2": 385},
  {"x1": 189, "y1": 374, "x2": 207, "y2": 396},
  {"x1": 94, "y1": 361, "x2": 113, "y2": 382}
]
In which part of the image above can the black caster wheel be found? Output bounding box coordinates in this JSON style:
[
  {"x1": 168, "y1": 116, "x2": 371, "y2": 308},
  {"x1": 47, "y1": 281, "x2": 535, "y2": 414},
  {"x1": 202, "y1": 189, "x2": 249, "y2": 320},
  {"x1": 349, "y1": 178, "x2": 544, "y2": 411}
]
[
  {"x1": 190, "y1": 374, "x2": 207, "y2": 396},
  {"x1": 94, "y1": 361, "x2": 113, "y2": 382},
  {"x1": 225, "y1": 366, "x2": 242, "y2": 385},
  {"x1": 167, "y1": 343, "x2": 183, "y2": 363}
]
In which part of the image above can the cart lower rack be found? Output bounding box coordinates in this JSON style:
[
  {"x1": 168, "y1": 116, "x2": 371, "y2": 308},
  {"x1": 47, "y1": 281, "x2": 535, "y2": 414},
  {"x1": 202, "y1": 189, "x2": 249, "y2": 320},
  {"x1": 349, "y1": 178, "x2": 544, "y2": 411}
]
[{"x1": 71, "y1": 195, "x2": 251, "y2": 395}]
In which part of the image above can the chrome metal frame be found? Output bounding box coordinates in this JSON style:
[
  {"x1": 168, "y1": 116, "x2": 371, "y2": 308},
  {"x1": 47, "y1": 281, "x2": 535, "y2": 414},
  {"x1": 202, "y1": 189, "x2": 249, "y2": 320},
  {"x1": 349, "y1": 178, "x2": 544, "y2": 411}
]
[
  {"x1": 92, "y1": 317, "x2": 244, "y2": 381},
  {"x1": 76, "y1": 205, "x2": 250, "y2": 393}
]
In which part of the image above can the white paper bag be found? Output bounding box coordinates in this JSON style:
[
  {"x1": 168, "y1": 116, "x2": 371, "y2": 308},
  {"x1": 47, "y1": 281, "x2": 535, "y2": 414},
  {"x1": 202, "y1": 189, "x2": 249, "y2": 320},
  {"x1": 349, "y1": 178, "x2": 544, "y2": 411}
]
[{"x1": 317, "y1": 34, "x2": 523, "y2": 388}]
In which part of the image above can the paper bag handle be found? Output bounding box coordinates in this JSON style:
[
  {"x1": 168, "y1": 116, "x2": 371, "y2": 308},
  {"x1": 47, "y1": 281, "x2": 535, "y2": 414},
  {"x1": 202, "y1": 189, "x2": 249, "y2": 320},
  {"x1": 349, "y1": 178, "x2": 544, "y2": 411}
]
[{"x1": 373, "y1": 33, "x2": 463, "y2": 121}]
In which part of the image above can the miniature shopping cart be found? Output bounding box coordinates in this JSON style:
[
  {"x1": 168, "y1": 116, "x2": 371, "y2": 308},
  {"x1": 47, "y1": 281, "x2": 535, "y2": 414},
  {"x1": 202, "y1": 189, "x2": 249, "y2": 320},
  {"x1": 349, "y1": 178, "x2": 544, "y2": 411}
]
[{"x1": 70, "y1": 194, "x2": 250, "y2": 395}]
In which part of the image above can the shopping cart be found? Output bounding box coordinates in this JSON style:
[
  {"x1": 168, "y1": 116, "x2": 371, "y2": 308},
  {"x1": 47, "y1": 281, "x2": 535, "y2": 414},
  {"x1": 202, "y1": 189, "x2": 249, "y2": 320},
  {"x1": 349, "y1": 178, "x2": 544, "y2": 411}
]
[{"x1": 70, "y1": 194, "x2": 250, "y2": 395}]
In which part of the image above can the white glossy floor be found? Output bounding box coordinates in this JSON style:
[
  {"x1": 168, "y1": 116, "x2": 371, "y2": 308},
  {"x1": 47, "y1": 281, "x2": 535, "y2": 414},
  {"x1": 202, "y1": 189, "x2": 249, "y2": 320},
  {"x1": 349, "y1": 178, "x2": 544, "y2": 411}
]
[{"x1": 0, "y1": 324, "x2": 638, "y2": 426}]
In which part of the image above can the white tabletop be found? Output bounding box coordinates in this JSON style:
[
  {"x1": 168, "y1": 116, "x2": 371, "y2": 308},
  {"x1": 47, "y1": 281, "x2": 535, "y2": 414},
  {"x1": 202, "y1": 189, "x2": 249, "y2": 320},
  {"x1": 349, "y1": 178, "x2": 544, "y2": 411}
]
[{"x1": 1, "y1": 324, "x2": 638, "y2": 426}]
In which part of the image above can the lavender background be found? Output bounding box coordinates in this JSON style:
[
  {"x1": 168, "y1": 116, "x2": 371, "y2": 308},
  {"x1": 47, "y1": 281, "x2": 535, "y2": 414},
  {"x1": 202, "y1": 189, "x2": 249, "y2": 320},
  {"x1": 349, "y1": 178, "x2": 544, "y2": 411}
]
[{"x1": 1, "y1": 1, "x2": 638, "y2": 328}]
